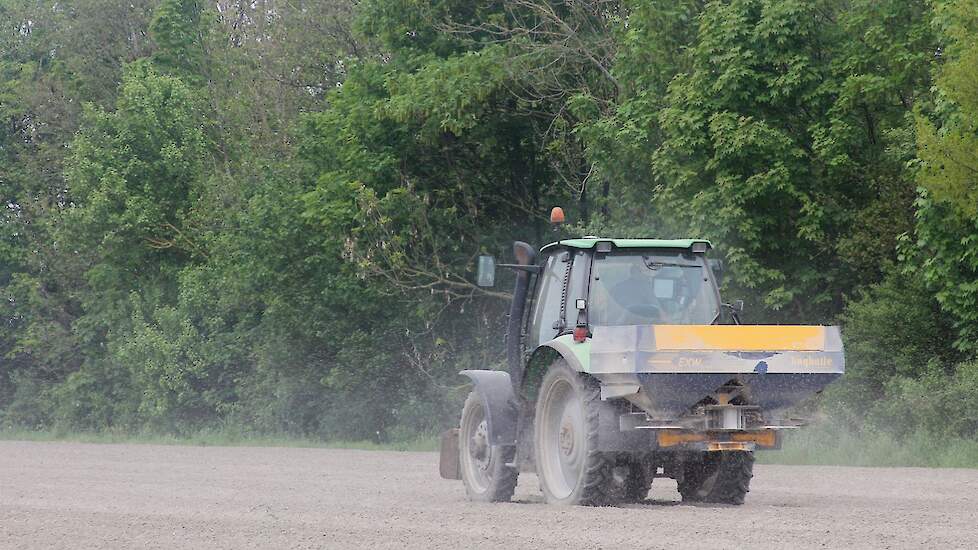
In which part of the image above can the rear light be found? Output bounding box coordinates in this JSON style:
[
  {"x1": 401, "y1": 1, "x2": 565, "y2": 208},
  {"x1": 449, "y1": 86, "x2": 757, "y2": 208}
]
[{"x1": 573, "y1": 325, "x2": 588, "y2": 343}]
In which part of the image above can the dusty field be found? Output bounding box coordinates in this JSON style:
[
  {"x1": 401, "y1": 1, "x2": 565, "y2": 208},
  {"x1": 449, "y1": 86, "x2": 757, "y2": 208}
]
[{"x1": 1, "y1": 441, "x2": 976, "y2": 549}]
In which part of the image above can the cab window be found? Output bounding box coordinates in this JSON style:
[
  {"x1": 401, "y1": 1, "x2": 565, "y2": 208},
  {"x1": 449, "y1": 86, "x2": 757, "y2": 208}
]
[
  {"x1": 589, "y1": 251, "x2": 719, "y2": 325},
  {"x1": 528, "y1": 252, "x2": 569, "y2": 347}
]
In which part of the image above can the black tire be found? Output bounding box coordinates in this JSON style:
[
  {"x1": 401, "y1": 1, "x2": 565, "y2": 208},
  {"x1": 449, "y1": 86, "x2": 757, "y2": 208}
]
[
  {"x1": 533, "y1": 360, "x2": 615, "y2": 506},
  {"x1": 458, "y1": 392, "x2": 519, "y2": 502},
  {"x1": 619, "y1": 459, "x2": 653, "y2": 503},
  {"x1": 677, "y1": 451, "x2": 754, "y2": 505}
]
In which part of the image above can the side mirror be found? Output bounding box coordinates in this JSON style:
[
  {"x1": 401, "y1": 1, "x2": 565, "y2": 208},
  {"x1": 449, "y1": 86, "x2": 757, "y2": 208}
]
[
  {"x1": 709, "y1": 259, "x2": 724, "y2": 285},
  {"x1": 476, "y1": 255, "x2": 496, "y2": 287}
]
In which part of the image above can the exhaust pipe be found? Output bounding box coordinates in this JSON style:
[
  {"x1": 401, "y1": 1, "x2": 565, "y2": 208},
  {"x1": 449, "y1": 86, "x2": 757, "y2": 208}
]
[{"x1": 506, "y1": 241, "x2": 537, "y2": 390}]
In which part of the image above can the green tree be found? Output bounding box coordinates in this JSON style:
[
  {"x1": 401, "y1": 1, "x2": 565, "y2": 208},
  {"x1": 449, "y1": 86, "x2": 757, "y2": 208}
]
[
  {"x1": 915, "y1": 0, "x2": 978, "y2": 352},
  {"x1": 643, "y1": 0, "x2": 932, "y2": 321},
  {"x1": 150, "y1": 0, "x2": 206, "y2": 79}
]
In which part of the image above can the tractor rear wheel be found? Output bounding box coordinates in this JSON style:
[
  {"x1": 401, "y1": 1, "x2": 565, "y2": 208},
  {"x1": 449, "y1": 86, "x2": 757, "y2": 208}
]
[
  {"x1": 619, "y1": 459, "x2": 653, "y2": 503},
  {"x1": 458, "y1": 392, "x2": 518, "y2": 502},
  {"x1": 677, "y1": 451, "x2": 754, "y2": 505},
  {"x1": 533, "y1": 360, "x2": 615, "y2": 506}
]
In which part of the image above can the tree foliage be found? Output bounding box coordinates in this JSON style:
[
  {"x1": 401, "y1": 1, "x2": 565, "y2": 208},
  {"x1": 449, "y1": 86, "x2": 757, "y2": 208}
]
[
  {"x1": 0, "y1": 0, "x2": 976, "y2": 444},
  {"x1": 915, "y1": 0, "x2": 978, "y2": 352}
]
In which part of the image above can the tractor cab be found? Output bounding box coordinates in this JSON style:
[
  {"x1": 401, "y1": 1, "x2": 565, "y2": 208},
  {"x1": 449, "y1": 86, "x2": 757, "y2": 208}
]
[{"x1": 516, "y1": 238, "x2": 727, "y2": 345}]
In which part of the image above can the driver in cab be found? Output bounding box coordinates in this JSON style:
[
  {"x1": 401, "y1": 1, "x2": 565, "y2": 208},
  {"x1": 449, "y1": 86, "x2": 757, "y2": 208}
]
[
  {"x1": 591, "y1": 262, "x2": 684, "y2": 325},
  {"x1": 611, "y1": 264, "x2": 661, "y2": 322}
]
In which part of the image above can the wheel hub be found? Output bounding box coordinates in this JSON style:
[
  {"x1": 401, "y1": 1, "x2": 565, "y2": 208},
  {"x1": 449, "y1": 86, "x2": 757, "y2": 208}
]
[
  {"x1": 558, "y1": 418, "x2": 575, "y2": 456},
  {"x1": 469, "y1": 420, "x2": 490, "y2": 469}
]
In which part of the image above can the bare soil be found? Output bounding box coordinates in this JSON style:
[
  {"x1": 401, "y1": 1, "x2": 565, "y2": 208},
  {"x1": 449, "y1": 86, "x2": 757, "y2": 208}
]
[{"x1": 1, "y1": 441, "x2": 976, "y2": 549}]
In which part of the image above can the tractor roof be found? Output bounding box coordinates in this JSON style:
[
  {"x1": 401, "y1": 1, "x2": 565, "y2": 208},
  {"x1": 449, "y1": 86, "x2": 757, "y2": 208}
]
[{"x1": 540, "y1": 237, "x2": 712, "y2": 253}]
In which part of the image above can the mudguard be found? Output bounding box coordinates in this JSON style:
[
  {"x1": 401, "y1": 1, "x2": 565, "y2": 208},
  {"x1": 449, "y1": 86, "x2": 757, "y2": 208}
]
[
  {"x1": 537, "y1": 335, "x2": 589, "y2": 372},
  {"x1": 521, "y1": 335, "x2": 589, "y2": 398},
  {"x1": 459, "y1": 370, "x2": 518, "y2": 446}
]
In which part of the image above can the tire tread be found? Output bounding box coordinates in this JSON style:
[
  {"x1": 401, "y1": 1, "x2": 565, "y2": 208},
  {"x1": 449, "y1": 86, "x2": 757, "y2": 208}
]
[
  {"x1": 460, "y1": 392, "x2": 519, "y2": 502},
  {"x1": 678, "y1": 451, "x2": 754, "y2": 505},
  {"x1": 535, "y1": 362, "x2": 615, "y2": 506}
]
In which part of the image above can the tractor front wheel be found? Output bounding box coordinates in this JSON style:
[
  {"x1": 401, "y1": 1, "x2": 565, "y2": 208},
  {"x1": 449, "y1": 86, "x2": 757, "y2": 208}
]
[
  {"x1": 533, "y1": 360, "x2": 615, "y2": 506},
  {"x1": 458, "y1": 392, "x2": 518, "y2": 502},
  {"x1": 677, "y1": 451, "x2": 754, "y2": 505}
]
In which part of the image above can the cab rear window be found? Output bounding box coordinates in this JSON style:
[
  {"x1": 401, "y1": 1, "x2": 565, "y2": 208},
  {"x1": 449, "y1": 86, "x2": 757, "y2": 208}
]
[{"x1": 589, "y1": 252, "x2": 719, "y2": 325}]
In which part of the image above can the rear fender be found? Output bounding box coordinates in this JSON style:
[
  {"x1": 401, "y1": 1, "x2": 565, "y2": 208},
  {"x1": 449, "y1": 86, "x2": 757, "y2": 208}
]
[
  {"x1": 459, "y1": 370, "x2": 518, "y2": 446},
  {"x1": 521, "y1": 335, "x2": 589, "y2": 402}
]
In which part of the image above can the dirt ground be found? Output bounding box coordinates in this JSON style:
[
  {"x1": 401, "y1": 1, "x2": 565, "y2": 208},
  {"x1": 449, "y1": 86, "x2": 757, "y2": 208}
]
[{"x1": 1, "y1": 441, "x2": 976, "y2": 549}]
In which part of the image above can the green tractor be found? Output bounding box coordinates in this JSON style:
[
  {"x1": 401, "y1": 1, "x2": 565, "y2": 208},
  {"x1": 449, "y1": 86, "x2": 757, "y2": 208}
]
[{"x1": 439, "y1": 208, "x2": 844, "y2": 506}]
